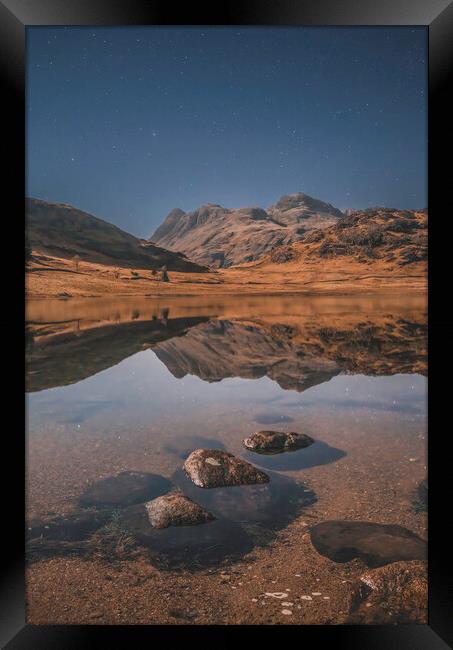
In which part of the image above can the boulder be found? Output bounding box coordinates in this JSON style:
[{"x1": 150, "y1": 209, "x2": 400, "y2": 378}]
[
  {"x1": 183, "y1": 449, "x2": 269, "y2": 488},
  {"x1": 145, "y1": 493, "x2": 214, "y2": 529},
  {"x1": 347, "y1": 560, "x2": 427, "y2": 623},
  {"x1": 310, "y1": 520, "x2": 426, "y2": 567},
  {"x1": 243, "y1": 430, "x2": 314, "y2": 453},
  {"x1": 79, "y1": 471, "x2": 172, "y2": 508}
]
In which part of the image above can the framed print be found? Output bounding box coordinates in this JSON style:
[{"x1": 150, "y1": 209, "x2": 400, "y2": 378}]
[{"x1": 1, "y1": 0, "x2": 452, "y2": 647}]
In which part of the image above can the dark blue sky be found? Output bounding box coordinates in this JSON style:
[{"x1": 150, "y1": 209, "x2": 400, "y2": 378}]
[{"x1": 27, "y1": 27, "x2": 427, "y2": 238}]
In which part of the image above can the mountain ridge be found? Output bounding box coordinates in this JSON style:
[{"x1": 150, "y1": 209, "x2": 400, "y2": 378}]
[{"x1": 150, "y1": 192, "x2": 344, "y2": 268}]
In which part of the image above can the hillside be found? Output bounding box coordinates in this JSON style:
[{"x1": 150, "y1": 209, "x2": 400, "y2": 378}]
[
  {"x1": 150, "y1": 192, "x2": 342, "y2": 268},
  {"x1": 27, "y1": 198, "x2": 208, "y2": 273},
  {"x1": 239, "y1": 207, "x2": 427, "y2": 272}
]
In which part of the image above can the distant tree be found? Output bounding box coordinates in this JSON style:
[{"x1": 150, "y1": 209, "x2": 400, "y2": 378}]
[
  {"x1": 151, "y1": 269, "x2": 157, "y2": 278},
  {"x1": 113, "y1": 267, "x2": 120, "y2": 279},
  {"x1": 73, "y1": 254, "x2": 81, "y2": 272},
  {"x1": 160, "y1": 265, "x2": 170, "y2": 282}
]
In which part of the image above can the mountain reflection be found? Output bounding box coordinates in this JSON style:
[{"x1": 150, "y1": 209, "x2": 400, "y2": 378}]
[{"x1": 26, "y1": 300, "x2": 426, "y2": 394}]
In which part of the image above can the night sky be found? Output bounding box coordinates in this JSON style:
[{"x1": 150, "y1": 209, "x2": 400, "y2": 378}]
[{"x1": 27, "y1": 27, "x2": 427, "y2": 238}]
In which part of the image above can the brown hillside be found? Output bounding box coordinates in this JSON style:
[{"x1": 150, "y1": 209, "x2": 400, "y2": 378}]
[{"x1": 27, "y1": 198, "x2": 208, "y2": 273}]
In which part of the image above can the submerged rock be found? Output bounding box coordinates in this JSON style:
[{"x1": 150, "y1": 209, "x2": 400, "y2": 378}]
[
  {"x1": 183, "y1": 449, "x2": 269, "y2": 488},
  {"x1": 79, "y1": 471, "x2": 172, "y2": 508},
  {"x1": 119, "y1": 503, "x2": 254, "y2": 569},
  {"x1": 418, "y1": 479, "x2": 428, "y2": 505},
  {"x1": 242, "y1": 440, "x2": 345, "y2": 472},
  {"x1": 145, "y1": 493, "x2": 214, "y2": 529},
  {"x1": 243, "y1": 430, "x2": 314, "y2": 454},
  {"x1": 310, "y1": 520, "x2": 426, "y2": 568},
  {"x1": 348, "y1": 560, "x2": 427, "y2": 623},
  {"x1": 27, "y1": 509, "x2": 110, "y2": 542},
  {"x1": 172, "y1": 467, "x2": 316, "y2": 529}
]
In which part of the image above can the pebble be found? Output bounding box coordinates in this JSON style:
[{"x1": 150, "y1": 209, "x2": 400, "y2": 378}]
[
  {"x1": 323, "y1": 597, "x2": 330, "y2": 600},
  {"x1": 281, "y1": 610, "x2": 292, "y2": 616},
  {"x1": 282, "y1": 602, "x2": 293, "y2": 607},
  {"x1": 294, "y1": 574, "x2": 301, "y2": 577},
  {"x1": 265, "y1": 592, "x2": 287, "y2": 599},
  {"x1": 251, "y1": 598, "x2": 258, "y2": 603},
  {"x1": 301, "y1": 595, "x2": 312, "y2": 601},
  {"x1": 312, "y1": 592, "x2": 322, "y2": 596}
]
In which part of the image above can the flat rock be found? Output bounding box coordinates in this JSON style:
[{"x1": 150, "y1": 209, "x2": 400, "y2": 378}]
[
  {"x1": 310, "y1": 520, "x2": 426, "y2": 567},
  {"x1": 183, "y1": 449, "x2": 269, "y2": 488},
  {"x1": 79, "y1": 471, "x2": 172, "y2": 508},
  {"x1": 347, "y1": 560, "x2": 427, "y2": 623},
  {"x1": 145, "y1": 493, "x2": 214, "y2": 529},
  {"x1": 243, "y1": 430, "x2": 314, "y2": 454}
]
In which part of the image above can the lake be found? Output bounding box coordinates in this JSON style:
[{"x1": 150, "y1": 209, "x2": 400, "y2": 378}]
[{"x1": 25, "y1": 293, "x2": 427, "y2": 624}]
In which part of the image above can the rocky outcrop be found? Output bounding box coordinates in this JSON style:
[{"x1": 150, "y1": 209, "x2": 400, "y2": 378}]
[
  {"x1": 150, "y1": 193, "x2": 341, "y2": 268},
  {"x1": 347, "y1": 560, "x2": 427, "y2": 624},
  {"x1": 145, "y1": 493, "x2": 214, "y2": 529},
  {"x1": 27, "y1": 197, "x2": 208, "y2": 272},
  {"x1": 253, "y1": 207, "x2": 427, "y2": 270},
  {"x1": 310, "y1": 520, "x2": 427, "y2": 568},
  {"x1": 243, "y1": 430, "x2": 314, "y2": 453},
  {"x1": 79, "y1": 471, "x2": 172, "y2": 508},
  {"x1": 183, "y1": 449, "x2": 269, "y2": 488}
]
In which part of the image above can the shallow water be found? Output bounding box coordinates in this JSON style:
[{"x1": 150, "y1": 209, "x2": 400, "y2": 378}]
[{"x1": 26, "y1": 293, "x2": 427, "y2": 619}]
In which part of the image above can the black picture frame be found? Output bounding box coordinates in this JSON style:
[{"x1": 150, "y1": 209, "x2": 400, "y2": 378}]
[{"x1": 2, "y1": 0, "x2": 452, "y2": 647}]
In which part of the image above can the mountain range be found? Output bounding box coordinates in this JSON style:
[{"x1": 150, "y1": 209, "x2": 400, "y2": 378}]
[
  {"x1": 150, "y1": 192, "x2": 343, "y2": 268},
  {"x1": 27, "y1": 194, "x2": 427, "y2": 289}
]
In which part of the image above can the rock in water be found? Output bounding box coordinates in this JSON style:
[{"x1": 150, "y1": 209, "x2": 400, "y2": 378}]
[
  {"x1": 310, "y1": 520, "x2": 426, "y2": 567},
  {"x1": 243, "y1": 430, "x2": 314, "y2": 453},
  {"x1": 119, "y1": 504, "x2": 254, "y2": 569},
  {"x1": 145, "y1": 493, "x2": 214, "y2": 529},
  {"x1": 79, "y1": 471, "x2": 172, "y2": 508},
  {"x1": 347, "y1": 560, "x2": 427, "y2": 624},
  {"x1": 27, "y1": 509, "x2": 111, "y2": 541},
  {"x1": 183, "y1": 449, "x2": 269, "y2": 488}
]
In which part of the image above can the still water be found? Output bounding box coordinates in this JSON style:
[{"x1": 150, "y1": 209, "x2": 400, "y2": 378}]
[{"x1": 25, "y1": 294, "x2": 427, "y2": 623}]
